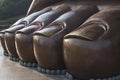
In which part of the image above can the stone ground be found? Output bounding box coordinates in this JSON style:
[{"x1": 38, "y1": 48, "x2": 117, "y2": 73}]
[{"x1": 0, "y1": 44, "x2": 68, "y2": 80}]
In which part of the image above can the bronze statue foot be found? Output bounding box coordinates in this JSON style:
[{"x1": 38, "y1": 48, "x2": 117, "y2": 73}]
[
  {"x1": 15, "y1": 4, "x2": 71, "y2": 64},
  {"x1": 19, "y1": 59, "x2": 37, "y2": 67},
  {"x1": 63, "y1": 6, "x2": 120, "y2": 80},
  {"x1": 4, "y1": 7, "x2": 51, "y2": 59},
  {"x1": 37, "y1": 65, "x2": 66, "y2": 75},
  {"x1": 33, "y1": 5, "x2": 98, "y2": 73},
  {"x1": 0, "y1": 18, "x2": 25, "y2": 57},
  {"x1": 9, "y1": 55, "x2": 19, "y2": 62}
]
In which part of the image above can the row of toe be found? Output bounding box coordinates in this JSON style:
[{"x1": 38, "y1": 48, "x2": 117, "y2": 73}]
[{"x1": 0, "y1": 1, "x2": 120, "y2": 80}]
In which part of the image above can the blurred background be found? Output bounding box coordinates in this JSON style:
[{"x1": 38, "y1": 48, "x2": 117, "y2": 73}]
[{"x1": 0, "y1": 0, "x2": 32, "y2": 30}]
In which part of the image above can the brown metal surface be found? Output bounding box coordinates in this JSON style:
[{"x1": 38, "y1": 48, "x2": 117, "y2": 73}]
[
  {"x1": 64, "y1": 6, "x2": 120, "y2": 79},
  {"x1": 33, "y1": 4, "x2": 98, "y2": 69},
  {"x1": 27, "y1": 0, "x2": 64, "y2": 15},
  {"x1": 15, "y1": 4, "x2": 71, "y2": 63}
]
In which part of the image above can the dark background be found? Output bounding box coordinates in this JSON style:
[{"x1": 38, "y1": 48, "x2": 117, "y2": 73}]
[{"x1": 0, "y1": 0, "x2": 32, "y2": 30}]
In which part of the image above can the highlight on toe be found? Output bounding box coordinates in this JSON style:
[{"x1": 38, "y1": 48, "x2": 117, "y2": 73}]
[
  {"x1": 0, "y1": 18, "x2": 24, "y2": 57},
  {"x1": 27, "y1": 0, "x2": 64, "y2": 15},
  {"x1": 63, "y1": 7, "x2": 120, "y2": 80},
  {"x1": 0, "y1": 30, "x2": 9, "y2": 56}
]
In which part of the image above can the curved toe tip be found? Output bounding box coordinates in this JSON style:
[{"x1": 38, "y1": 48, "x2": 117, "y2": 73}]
[
  {"x1": 34, "y1": 24, "x2": 63, "y2": 37},
  {"x1": 65, "y1": 24, "x2": 107, "y2": 41},
  {"x1": 5, "y1": 24, "x2": 25, "y2": 33},
  {"x1": 16, "y1": 25, "x2": 39, "y2": 34}
]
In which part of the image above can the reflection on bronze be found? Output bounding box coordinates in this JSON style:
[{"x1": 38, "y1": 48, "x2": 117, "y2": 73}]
[
  {"x1": 27, "y1": 0, "x2": 63, "y2": 15},
  {"x1": 0, "y1": 0, "x2": 120, "y2": 79},
  {"x1": 64, "y1": 7, "x2": 120, "y2": 79},
  {"x1": 4, "y1": 25, "x2": 25, "y2": 58},
  {"x1": 15, "y1": 4, "x2": 71, "y2": 64},
  {"x1": 4, "y1": 9, "x2": 49, "y2": 60},
  {"x1": 23, "y1": 7, "x2": 52, "y2": 25},
  {"x1": 0, "y1": 30, "x2": 9, "y2": 56},
  {"x1": 0, "y1": 18, "x2": 24, "y2": 57},
  {"x1": 33, "y1": 5, "x2": 98, "y2": 72}
]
